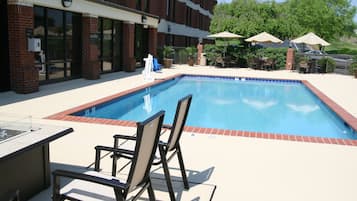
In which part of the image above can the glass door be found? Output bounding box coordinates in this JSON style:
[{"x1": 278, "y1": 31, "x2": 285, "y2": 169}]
[{"x1": 135, "y1": 24, "x2": 149, "y2": 67}]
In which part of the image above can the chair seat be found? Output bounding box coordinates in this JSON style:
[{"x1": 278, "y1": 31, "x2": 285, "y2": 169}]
[{"x1": 60, "y1": 171, "x2": 119, "y2": 201}]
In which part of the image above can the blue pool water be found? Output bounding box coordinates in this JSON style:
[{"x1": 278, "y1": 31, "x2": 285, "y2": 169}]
[{"x1": 74, "y1": 75, "x2": 356, "y2": 139}]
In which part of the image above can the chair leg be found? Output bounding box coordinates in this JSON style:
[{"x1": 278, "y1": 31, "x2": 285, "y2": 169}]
[
  {"x1": 112, "y1": 155, "x2": 118, "y2": 176},
  {"x1": 147, "y1": 178, "x2": 156, "y2": 201},
  {"x1": 176, "y1": 145, "x2": 189, "y2": 190},
  {"x1": 112, "y1": 138, "x2": 119, "y2": 176},
  {"x1": 159, "y1": 145, "x2": 176, "y2": 201},
  {"x1": 113, "y1": 189, "x2": 125, "y2": 201}
]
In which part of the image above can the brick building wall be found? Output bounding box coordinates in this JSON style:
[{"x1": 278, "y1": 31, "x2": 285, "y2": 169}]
[
  {"x1": 3, "y1": 0, "x2": 215, "y2": 93},
  {"x1": 175, "y1": 1, "x2": 186, "y2": 25},
  {"x1": 8, "y1": 4, "x2": 38, "y2": 93},
  {"x1": 82, "y1": 16, "x2": 100, "y2": 79}
]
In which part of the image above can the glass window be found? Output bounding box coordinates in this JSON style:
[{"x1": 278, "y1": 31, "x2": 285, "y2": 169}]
[
  {"x1": 34, "y1": 7, "x2": 46, "y2": 81},
  {"x1": 99, "y1": 18, "x2": 116, "y2": 73},
  {"x1": 34, "y1": 6, "x2": 82, "y2": 82},
  {"x1": 113, "y1": 21, "x2": 122, "y2": 71},
  {"x1": 49, "y1": 62, "x2": 64, "y2": 80},
  {"x1": 136, "y1": 0, "x2": 149, "y2": 12},
  {"x1": 47, "y1": 8, "x2": 64, "y2": 61},
  {"x1": 65, "y1": 12, "x2": 73, "y2": 60},
  {"x1": 102, "y1": 19, "x2": 112, "y2": 59},
  {"x1": 34, "y1": 7, "x2": 45, "y2": 44},
  {"x1": 98, "y1": 18, "x2": 102, "y2": 58},
  {"x1": 68, "y1": 12, "x2": 82, "y2": 77},
  {"x1": 136, "y1": 0, "x2": 141, "y2": 10},
  {"x1": 134, "y1": 24, "x2": 149, "y2": 67}
]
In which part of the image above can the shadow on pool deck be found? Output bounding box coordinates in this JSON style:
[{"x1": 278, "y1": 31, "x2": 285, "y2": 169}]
[
  {"x1": 29, "y1": 162, "x2": 216, "y2": 201},
  {"x1": 0, "y1": 71, "x2": 141, "y2": 107}
]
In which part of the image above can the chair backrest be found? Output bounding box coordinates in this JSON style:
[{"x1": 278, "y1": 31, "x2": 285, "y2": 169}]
[
  {"x1": 126, "y1": 111, "x2": 165, "y2": 193},
  {"x1": 153, "y1": 58, "x2": 160, "y2": 71},
  {"x1": 167, "y1": 94, "x2": 192, "y2": 151}
]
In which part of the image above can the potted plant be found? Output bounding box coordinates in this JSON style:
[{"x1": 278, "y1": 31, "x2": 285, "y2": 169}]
[
  {"x1": 162, "y1": 46, "x2": 174, "y2": 68},
  {"x1": 185, "y1": 46, "x2": 197, "y2": 66},
  {"x1": 349, "y1": 56, "x2": 357, "y2": 78}
]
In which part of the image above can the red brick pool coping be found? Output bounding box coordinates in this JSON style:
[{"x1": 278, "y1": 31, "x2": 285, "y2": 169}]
[{"x1": 47, "y1": 74, "x2": 357, "y2": 146}]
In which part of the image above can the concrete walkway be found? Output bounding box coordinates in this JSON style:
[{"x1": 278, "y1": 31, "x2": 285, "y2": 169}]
[{"x1": 1, "y1": 65, "x2": 357, "y2": 201}]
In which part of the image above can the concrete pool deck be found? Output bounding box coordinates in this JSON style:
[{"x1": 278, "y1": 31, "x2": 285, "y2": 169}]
[{"x1": 1, "y1": 65, "x2": 357, "y2": 200}]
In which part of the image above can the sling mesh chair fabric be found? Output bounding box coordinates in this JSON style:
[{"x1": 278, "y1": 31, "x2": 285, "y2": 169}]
[
  {"x1": 111, "y1": 94, "x2": 193, "y2": 201},
  {"x1": 52, "y1": 111, "x2": 165, "y2": 201}
]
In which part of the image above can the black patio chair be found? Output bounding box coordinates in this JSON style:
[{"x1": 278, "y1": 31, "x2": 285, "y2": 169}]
[
  {"x1": 52, "y1": 111, "x2": 165, "y2": 201},
  {"x1": 111, "y1": 94, "x2": 193, "y2": 201}
]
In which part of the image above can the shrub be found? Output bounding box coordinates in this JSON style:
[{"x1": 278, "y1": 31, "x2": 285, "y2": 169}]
[
  {"x1": 203, "y1": 44, "x2": 224, "y2": 66},
  {"x1": 256, "y1": 48, "x2": 288, "y2": 69},
  {"x1": 185, "y1": 46, "x2": 197, "y2": 57},
  {"x1": 318, "y1": 57, "x2": 336, "y2": 73},
  {"x1": 348, "y1": 55, "x2": 357, "y2": 75},
  {"x1": 162, "y1": 46, "x2": 174, "y2": 59}
]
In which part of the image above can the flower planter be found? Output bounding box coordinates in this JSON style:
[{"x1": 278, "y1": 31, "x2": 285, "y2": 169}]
[{"x1": 163, "y1": 58, "x2": 173, "y2": 68}]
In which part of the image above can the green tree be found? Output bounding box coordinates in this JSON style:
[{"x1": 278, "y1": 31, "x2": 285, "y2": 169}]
[
  {"x1": 210, "y1": 0, "x2": 356, "y2": 40},
  {"x1": 286, "y1": 0, "x2": 356, "y2": 40}
]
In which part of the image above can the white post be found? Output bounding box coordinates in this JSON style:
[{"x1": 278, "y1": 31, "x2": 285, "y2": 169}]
[{"x1": 142, "y1": 54, "x2": 154, "y2": 81}]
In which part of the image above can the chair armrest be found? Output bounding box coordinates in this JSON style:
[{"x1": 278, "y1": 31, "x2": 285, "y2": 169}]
[
  {"x1": 95, "y1": 146, "x2": 134, "y2": 171},
  {"x1": 95, "y1": 145, "x2": 134, "y2": 156},
  {"x1": 53, "y1": 169, "x2": 125, "y2": 189},
  {"x1": 113, "y1": 134, "x2": 137, "y2": 141}
]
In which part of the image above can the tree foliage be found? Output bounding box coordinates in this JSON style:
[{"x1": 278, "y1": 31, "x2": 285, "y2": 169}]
[{"x1": 210, "y1": 0, "x2": 356, "y2": 41}]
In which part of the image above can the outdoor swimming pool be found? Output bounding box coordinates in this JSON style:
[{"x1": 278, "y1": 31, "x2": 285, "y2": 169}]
[{"x1": 73, "y1": 75, "x2": 356, "y2": 140}]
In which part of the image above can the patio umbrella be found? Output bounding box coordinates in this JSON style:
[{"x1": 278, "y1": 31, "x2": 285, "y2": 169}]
[
  {"x1": 245, "y1": 32, "x2": 283, "y2": 43},
  {"x1": 207, "y1": 31, "x2": 243, "y2": 57},
  {"x1": 207, "y1": 31, "x2": 243, "y2": 39},
  {"x1": 291, "y1": 32, "x2": 330, "y2": 46}
]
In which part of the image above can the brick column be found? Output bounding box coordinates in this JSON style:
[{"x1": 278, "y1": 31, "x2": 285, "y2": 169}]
[
  {"x1": 82, "y1": 15, "x2": 100, "y2": 80},
  {"x1": 122, "y1": 22, "x2": 136, "y2": 72},
  {"x1": 8, "y1": 3, "x2": 38, "y2": 93},
  {"x1": 148, "y1": 27, "x2": 157, "y2": 56},
  {"x1": 285, "y1": 48, "x2": 295, "y2": 70},
  {"x1": 196, "y1": 43, "x2": 203, "y2": 65}
]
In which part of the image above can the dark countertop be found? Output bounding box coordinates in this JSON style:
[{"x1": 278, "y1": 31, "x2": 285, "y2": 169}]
[{"x1": 0, "y1": 123, "x2": 73, "y2": 162}]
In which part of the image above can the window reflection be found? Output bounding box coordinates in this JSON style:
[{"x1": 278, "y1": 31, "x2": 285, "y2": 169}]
[
  {"x1": 34, "y1": 7, "x2": 46, "y2": 81},
  {"x1": 102, "y1": 19, "x2": 112, "y2": 59},
  {"x1": 98, "y1": 17, "x2": 123, "y2": 73},
  {"x1": 47, "y1": 8, "x2": 64, "y2": 60},
  {"x1": 49, "y1": 63, "x2": 64, "y2": 80},
  {"x1": 34, "y1": 6, "x2": 81, "y2": 82}
]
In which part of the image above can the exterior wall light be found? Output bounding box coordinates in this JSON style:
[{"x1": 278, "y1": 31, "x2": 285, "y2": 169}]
[
  {"x1": 62, "y1": 0, "x2": 72, "y2": 8},
  {"x1": 142, "y1": 16, "x2": 147, "y2": 24}
]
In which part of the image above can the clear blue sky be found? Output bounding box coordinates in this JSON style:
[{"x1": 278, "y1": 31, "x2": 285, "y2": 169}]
[{"x1": 216, "y1": 0, "x2": 357, "y2": 21}]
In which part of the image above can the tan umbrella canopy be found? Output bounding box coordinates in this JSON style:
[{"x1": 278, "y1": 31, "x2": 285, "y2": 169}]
[
  {"x1": 207, "y1": 31, "x2": 243, "y2": 57},
  {"x1": 207, "y1": 31, "x2": 243, "y2": 39},
  {"x1": 291, "y1": 32, "x2": 330, "y2": 46},
  {"x1": 245, "y1": 32, "x2": 283, "y2": 43}
]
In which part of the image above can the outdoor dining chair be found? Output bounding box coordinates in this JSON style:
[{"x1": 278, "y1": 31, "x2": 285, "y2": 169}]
[
  {"x1": 52, "y1": 111, "x2": 165, "y2": 201},
  {"x1": 111, "y1": 94, "x2": 193, "y2": 201}
]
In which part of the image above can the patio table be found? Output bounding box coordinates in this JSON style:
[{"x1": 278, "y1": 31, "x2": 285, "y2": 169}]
[{"x1": 0, "y1": 122, "x2": 73, "y2": 201}]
